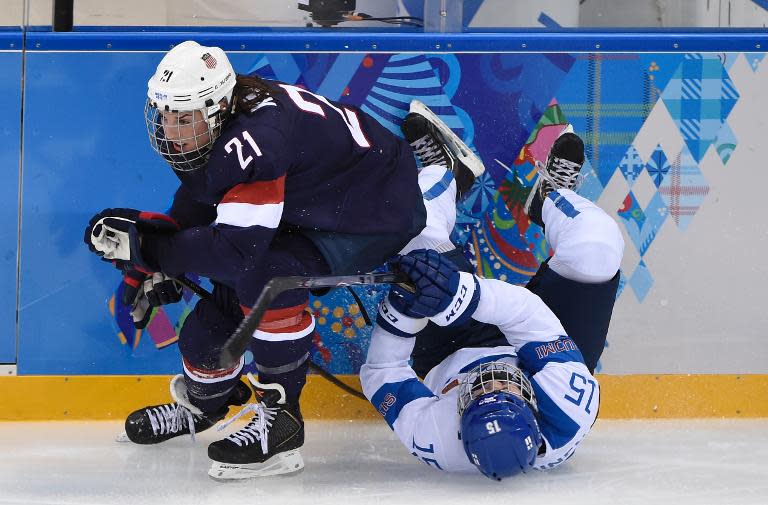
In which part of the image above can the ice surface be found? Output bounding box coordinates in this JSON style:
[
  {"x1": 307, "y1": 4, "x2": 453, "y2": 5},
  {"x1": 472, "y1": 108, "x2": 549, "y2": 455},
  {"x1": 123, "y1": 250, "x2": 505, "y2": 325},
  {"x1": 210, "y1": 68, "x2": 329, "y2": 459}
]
[{"x1": 0, "y1": 419, "x2": 766, "y2": 505}]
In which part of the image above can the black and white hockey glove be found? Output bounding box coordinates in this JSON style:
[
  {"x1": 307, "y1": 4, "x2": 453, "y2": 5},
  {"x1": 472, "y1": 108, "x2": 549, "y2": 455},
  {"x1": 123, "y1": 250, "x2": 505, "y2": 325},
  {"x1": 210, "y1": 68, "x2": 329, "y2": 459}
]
[
  {"x1": 122, "y1": 269, "x2": 184, "y2": 329},
  {"x1": 84, "y1": 208, "x2": 178, "y2": 271}
]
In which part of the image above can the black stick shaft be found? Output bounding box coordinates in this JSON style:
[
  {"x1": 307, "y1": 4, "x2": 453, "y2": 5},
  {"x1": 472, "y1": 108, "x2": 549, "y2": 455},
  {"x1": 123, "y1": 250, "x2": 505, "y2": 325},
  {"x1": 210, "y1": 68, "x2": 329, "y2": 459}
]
[
  {"x1": 219, "y1": 272, "x2": 411, "y2": 368},
  {"x1": 174, "y1": 275, "x2": 212, "y2": 300},
  {"x1": 173, "y1": 273, "x2": 396, "y2": 400}
]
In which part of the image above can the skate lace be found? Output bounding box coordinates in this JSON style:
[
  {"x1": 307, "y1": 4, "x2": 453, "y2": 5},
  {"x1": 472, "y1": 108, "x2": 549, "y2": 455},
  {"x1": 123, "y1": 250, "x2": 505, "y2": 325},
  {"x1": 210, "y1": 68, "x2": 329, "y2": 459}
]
[
  {"x1": 411, "y1": 134, "x2": 448, "y2": 168},
  {"x1": 536, "y1": 157, "x2": 583, "y2": 193},
  {"x1": 217, "y1": 402, "x2": 278, "y2": 454},
  {"x1": 146, "y1": 403, "x2": 197, "y2": 441}
]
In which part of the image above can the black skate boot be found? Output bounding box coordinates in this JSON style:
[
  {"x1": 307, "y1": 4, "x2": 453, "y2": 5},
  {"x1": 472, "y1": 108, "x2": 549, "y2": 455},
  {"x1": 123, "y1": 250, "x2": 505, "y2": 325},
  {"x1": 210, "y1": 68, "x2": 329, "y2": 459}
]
[
  {"x1": 402, "y1": 100, "x2": 485, "y2": 200},
  {"x1": 123, "y1": 374, "x2": 252, "y2": 444},
  {"x1": 207, "y1": 374, "x2": 304, "y2": 480},
  {"x1": 523, "y1": 126, "x2": 585, "y2": 228}
]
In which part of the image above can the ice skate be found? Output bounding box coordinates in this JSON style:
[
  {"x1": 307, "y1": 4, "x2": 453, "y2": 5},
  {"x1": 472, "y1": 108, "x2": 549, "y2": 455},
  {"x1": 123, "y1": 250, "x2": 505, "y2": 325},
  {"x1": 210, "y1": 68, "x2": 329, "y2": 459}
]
[
  {"x1": 207, "y1": 374, "x2": 305, "y2": 480},
  {"x1": 523, "y1": 125, "x2": 585, "y2": 227},
  {"x1": 402, "y1": 100, "x2": 485, "y2": 199},
  {"x1": 121, "y1": 374, "x2": 251, "y2": 444}
]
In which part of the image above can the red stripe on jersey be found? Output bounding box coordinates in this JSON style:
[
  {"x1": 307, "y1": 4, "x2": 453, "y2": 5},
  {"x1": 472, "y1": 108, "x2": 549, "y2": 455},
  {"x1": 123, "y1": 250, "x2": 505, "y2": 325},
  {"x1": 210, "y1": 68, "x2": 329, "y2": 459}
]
[{"x1": 220, "y1": 175, "x2": 286, "y2": 206}]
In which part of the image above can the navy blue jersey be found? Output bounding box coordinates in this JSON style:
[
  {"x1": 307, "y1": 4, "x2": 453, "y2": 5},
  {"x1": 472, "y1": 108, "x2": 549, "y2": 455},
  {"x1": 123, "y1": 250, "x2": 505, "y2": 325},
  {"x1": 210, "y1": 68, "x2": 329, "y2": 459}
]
[{"x1": 145, "y1": 80, "x2": 423, "y2": 286}]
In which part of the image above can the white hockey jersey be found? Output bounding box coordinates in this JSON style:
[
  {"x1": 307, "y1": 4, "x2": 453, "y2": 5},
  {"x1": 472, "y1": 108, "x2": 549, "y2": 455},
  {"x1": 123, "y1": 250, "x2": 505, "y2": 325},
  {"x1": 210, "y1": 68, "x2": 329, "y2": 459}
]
[{"x1": 360, "y1": 276, "x2": 600, "y2": 474}]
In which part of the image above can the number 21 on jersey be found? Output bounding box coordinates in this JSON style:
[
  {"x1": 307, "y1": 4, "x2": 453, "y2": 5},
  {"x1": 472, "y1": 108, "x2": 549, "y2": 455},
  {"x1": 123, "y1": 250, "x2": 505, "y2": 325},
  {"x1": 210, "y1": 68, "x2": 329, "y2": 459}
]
[
  {"x1": 225, "y1": 130, "x2": 262, "y2": 170},
  {"x1": 279, "y1": 84, "x2": 371, "y2": 149}
]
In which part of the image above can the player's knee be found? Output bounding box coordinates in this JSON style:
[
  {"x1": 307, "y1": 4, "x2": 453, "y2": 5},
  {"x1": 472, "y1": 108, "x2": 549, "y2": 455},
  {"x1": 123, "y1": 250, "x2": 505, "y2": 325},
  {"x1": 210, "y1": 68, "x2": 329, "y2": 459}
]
[{"x1": 551, "y1": 212, "x2": 623, "y2": 283}]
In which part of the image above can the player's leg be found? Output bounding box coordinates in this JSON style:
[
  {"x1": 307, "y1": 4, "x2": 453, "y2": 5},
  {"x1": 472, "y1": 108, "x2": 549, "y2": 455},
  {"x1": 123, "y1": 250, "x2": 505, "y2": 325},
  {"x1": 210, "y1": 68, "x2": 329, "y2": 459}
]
[
  {"x1": 398, "y1": 164, "x2": 458, "y2": 255},
  {"x1": 523, "y1": 125, "x2": 583, "y2": 228},
  {"x1": 398, "y1": 154, "x2": 507, "y2": 377},
  {"x1": 524, "y1": 130, "x2": 624, "y2": 373},
  {"x1": 402, "y1": 100, "x2": 484, "y2": 200},
  {"x1": 123, "y1": 285, "x2": 252, "y2": 444},
  {"x1": 207, "y1": 231, "x2": 329, "y2": 479}
]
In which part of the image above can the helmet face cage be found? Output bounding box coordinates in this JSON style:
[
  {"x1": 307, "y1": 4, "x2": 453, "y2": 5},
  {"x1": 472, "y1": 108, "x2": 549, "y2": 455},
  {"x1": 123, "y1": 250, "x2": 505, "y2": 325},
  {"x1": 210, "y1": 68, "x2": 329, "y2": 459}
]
[
  {"x1": 144, "y1": 99, "x2": 225, "y2": 172},
  {"x1": 458, "y1": 361, "x2": 538, "y2": 416}
]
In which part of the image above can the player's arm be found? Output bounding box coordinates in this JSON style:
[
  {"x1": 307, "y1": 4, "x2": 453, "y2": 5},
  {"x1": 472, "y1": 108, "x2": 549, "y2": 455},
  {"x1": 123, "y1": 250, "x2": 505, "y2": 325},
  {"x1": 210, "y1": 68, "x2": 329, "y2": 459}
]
[
  {"x1": 140, "y1": 175, "x2": 284, "y2": 281},
  {"x1": 167, "y1": 184, "x2": 217, "y2": 229},
  {"x1": 360, "y1": 295, "x2": 432, "y2": 421},
  {"x1": 360, "y1": 297, "x2": 458, "y2": 471}
]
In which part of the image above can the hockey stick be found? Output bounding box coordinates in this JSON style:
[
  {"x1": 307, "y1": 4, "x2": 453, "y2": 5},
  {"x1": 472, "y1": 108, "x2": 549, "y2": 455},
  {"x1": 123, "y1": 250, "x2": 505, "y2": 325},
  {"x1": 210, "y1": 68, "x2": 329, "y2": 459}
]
[
  {"x1": 174, "y1": 274, "x2": 407, "y2": 399},
  {"x1": 219, "y1": 272, "x2": 413, "y2": 368},
  {"x1": 307, "y1": 361, "x2": 366, "y2": 400},
  {"x1": 175, "y1": 275, "x2": 212, "y2": 300}
]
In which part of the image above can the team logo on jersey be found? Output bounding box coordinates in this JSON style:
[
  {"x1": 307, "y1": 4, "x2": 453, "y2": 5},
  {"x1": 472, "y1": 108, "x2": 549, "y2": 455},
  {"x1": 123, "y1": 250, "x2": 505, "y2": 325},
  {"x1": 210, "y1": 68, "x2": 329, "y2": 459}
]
[{"x1": 202, "y1": 53, "x2": 217, "y2": 69}]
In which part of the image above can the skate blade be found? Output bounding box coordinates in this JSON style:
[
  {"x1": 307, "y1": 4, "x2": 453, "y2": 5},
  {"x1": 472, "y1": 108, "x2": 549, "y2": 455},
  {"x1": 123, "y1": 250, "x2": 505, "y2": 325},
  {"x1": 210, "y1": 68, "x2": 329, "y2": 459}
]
[
  {"x1": 208, "y1": 450, "x2": 304, "y2": 480},
  {"x1": 116, "y1": 431, "x2": 130, "y2": 443},
  {"x1": 409, "y1": 100, "x2": 485, "y2": 177}
]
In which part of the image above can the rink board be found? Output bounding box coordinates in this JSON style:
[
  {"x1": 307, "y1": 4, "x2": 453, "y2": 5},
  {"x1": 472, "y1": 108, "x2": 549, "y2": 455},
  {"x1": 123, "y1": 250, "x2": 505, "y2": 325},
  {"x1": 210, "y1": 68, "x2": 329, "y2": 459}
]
[
  {"x1": 1, "y1": 374, "x2": 767, "y2": 420},
  {"x1": 2, "y1": 29, "x2": 768, "y2": 418},
  {"x1": 0, "y1": 30, "x2": 21, "y2": 364}
]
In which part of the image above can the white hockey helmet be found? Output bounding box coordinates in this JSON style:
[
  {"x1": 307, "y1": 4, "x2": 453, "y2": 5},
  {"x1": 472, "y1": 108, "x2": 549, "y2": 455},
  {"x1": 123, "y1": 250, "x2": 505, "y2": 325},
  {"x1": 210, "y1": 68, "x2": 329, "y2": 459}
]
[{"x1": 144, "y1": 40, "x2": 237, "y2": 172}]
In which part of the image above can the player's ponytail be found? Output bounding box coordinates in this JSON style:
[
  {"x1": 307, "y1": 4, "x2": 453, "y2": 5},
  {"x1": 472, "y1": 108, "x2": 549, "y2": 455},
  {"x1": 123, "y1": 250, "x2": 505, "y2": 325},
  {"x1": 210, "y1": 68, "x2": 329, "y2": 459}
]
[{"x1": 233, "y1": 74, "x2": 280, "y2": 114}]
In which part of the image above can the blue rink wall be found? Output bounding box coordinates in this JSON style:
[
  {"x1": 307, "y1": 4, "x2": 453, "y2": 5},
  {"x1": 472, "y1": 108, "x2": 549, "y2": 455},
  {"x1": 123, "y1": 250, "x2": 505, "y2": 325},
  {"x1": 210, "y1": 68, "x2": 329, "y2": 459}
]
[
  {"x1": 4, "y1": 29, "x2": 768, "y2": 376},
  {"x1": 0, "y1": 29, "x2": 21, "y2": 364}
]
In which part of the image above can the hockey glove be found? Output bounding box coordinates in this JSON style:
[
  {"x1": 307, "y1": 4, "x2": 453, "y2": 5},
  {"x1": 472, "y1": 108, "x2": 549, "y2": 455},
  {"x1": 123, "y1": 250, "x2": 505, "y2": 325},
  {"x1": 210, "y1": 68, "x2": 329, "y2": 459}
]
[
  {"x1": 387, "y1": 249, "x2": 460, "y2": 318},
  {"x1": 85, "y1": 208, "x2": 179, "y2": 271},
  {"x1": 122, "y1": 270, "x2": 184, "y2": 329},
  {"x1": 121, "y1": 269, "x2": 152, "y2": 329},
  {"x1": 388, "y1": 249, "x2": 480, "y2": 327}
]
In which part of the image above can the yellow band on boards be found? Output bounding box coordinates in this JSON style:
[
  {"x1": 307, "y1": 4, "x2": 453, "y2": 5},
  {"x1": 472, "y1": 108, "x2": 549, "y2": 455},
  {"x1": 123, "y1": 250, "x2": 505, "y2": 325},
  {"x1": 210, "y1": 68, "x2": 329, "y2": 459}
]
[{"x1": 0, "y1": 374, "x2": 766, "y2": 421}]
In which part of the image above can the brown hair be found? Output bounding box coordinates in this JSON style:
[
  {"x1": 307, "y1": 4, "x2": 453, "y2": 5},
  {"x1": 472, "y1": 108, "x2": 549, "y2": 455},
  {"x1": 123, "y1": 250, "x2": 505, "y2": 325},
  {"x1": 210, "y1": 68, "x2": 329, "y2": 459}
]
[{"x1": 232, "y1": 74, "x2": 281, "y2": 113}]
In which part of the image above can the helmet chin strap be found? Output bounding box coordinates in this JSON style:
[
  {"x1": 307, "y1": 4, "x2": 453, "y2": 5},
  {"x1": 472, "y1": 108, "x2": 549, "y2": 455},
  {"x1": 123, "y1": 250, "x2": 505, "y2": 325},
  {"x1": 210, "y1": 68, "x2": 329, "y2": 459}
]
[{"x1": 203, "y1": 95, "x2": 234, "y2": 146}]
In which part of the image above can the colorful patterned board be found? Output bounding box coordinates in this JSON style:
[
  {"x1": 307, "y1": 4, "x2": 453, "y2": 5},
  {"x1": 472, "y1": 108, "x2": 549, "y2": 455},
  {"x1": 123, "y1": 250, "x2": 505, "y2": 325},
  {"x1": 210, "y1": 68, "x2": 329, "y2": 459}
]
[{"x1": 109, "y1": 51, "x2": 755, "y2": 373}]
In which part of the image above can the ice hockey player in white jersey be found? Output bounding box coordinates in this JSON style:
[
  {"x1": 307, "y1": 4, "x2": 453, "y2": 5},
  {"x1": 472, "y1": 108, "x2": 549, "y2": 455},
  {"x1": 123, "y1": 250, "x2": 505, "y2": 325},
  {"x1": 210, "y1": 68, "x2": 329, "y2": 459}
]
[{"x1": 361, "y1": 128, "x2": 624, "y2": 480}]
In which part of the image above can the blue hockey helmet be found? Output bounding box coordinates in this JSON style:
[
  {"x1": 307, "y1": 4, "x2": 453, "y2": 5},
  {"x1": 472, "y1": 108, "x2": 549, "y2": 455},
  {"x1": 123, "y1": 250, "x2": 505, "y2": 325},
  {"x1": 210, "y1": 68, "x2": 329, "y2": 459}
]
[{"x1": 458, "y1": 361, "x2": 542, "y2": 481}]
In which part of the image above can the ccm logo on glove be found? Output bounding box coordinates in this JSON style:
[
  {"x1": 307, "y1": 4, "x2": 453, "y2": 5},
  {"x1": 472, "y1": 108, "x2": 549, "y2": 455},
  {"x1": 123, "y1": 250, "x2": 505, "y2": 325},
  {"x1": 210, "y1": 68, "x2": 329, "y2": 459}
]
[
  {"x1": 443, "y1": 282, "x2": 468, "y2": 324},
  {"x1": 429, "y1": 272, "x2": 479, "y2": 328}
]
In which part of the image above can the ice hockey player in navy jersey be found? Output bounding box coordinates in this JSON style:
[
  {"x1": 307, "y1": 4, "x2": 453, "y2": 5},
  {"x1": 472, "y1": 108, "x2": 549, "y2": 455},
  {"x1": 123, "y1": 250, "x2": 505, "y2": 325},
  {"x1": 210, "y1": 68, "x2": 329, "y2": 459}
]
[
  {"x1": 83, "y1": 40, "x2": 483, "y2": 479},
  {"x1": 361, "y1": 128, "x2": 624, "y2": 480}
]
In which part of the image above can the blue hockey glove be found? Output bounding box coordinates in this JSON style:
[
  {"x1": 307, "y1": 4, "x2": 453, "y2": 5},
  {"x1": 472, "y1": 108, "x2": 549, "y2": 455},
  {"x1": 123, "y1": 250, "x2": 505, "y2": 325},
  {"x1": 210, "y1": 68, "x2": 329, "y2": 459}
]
[
  {"x1": 85, "y1": 208, "x2": 179, "y2": 272},
  {"x1": 387, "y1": 249, "x2": 460, "y2": 318},
  {"x1": 388, "y1": 249, "x2": 481, "y2": 327}
]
